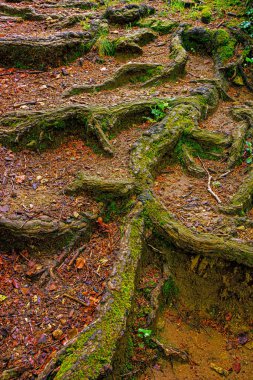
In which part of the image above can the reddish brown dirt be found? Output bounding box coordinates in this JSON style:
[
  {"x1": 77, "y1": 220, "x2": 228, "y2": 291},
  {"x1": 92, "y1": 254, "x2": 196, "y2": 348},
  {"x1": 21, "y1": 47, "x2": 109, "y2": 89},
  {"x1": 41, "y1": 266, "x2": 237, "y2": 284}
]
[
  {"x1": 140, "y1": 308, "x2": 253, "y2": 380},
  {"x1": 0, "y1": 222, "x2": 120, "y2": 379},
  {"x1": 153, "y1": 162, "x2": 253, "y2": 242}
]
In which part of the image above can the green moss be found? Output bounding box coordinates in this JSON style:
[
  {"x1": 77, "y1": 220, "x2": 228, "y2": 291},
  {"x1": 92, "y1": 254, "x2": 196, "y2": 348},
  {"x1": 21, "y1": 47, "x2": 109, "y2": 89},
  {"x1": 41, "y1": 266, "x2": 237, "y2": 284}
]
[
  {"x1": 137, "y1": 17, "x2": 178, "y2": 34},
  {"x1": 200, "y1": 7, "x2": 212, "y2": 23},
  {"x1": 175, "y1": 135, "x2": 223, "y2": 165},
  {"x1": 53, "y1": 214, "x2": 143, "y2": 380},
  {"x1": 212, "y1": 29, "x2": 236, "y2": 63},
  {"x1": 162, "y1": 275, "x2": 179, "y2": 303},
  {"x1": 130, "y1": 66, "x2": 163, "y2": 84}
]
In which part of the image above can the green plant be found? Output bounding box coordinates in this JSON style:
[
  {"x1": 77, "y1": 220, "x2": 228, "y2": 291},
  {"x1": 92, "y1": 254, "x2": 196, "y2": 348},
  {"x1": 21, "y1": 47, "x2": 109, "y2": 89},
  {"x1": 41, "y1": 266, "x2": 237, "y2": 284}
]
[
  {"x1": 95, "y1": 28, "x2": 115, "y2": 56},
  {"x1": 162, "y1": 275, "x2": 179, "y2": 303},
  {"x1": 170, "y1": 0, "x2": 184, "y2": 12},
  {"x1": 137, "y1": 328, "x2": 152, "y2": 338},
  {"x1": 146, "y1": 101, "x2": 169, "y2": 122},
  {"x1": 244, "y1": 141, "x2": 253, "y2": 164},
  {"x1": 239, "y1": 7, "x2": 253, "y2": 36},
  {"x1": 246, "y1": 56, "x2": 253, "y2": 63},
  {"x1": 80, "y1": 18, "x2": 90, "y2": 31}
]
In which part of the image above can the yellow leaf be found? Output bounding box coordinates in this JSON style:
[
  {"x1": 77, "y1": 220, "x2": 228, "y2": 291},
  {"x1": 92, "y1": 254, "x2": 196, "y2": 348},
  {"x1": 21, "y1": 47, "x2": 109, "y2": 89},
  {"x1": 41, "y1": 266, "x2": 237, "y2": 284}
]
[{"x1": 0, "y1": 294, "x2": 7, "y2": 303}]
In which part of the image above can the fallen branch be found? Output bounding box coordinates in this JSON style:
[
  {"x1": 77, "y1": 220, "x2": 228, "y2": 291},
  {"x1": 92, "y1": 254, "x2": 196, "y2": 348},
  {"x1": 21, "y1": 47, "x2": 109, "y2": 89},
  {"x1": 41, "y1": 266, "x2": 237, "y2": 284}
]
[
  {"x1": 67, "y1": 244, "x2": 86, "y2": 268},
  {"x1": 198, "y1": 156, "x2": 222, "y2": 204},
  {"x1": 151, "y1": 337, "x2": 189, "y2": 363},
  {"x1": 63, "y1": 293, "x2": 88, "y2": 307}
]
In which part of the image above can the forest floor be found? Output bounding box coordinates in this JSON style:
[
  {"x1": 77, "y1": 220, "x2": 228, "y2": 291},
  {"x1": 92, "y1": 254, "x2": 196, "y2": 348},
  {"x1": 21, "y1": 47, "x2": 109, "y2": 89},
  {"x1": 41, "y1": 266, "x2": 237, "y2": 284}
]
[{"x1": 0, "y1": 0, "x2": 253, "y2": 379}]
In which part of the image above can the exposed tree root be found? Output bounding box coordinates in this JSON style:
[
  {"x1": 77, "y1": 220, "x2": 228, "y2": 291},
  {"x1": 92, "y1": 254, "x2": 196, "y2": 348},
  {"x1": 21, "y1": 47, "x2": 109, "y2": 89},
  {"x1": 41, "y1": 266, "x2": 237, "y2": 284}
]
[
  {"x1": 181, "y1": 145, "x2": 206, "y2": 178},
  {"x1": 0, "y1": 213, "x2": 92, "y2": 252},
  {"x1": 144, "y1": 195, "x2": 253, "y2": 267},
  {"x1": 65, "y1": 172, "x2": 136, "y2": 196},
  {"x1": 103, "y1": 3, "x2": 155, "y2": 25},
  {"x1": 0, "y1": 3, "x2": 56, "y2": 20},
  {"x1": 219, "y1": 170, "x2": 253, "y2": 215},
  {"x1": 0, "y1": 31, "x2": 96, "y2": 68},
  {"x1": 0, "y1": 99, "x2": 170, "y2": 150},
  {"x1": 63, "y1": 32, "x2": 188, "y2": 96}
]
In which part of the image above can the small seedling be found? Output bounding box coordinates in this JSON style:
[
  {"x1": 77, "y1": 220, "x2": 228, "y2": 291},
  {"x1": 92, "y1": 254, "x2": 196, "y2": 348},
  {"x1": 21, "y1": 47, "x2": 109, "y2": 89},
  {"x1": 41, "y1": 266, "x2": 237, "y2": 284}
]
[
  {"x1": 146, "y1": 101, "x2": 169, "y2": 122},
  {"x1": 244, "y1": 141, "x2": 253, "y2": 164},
  {"x1": 137, "y1": 328, "x2": 152, "y2": 338}
]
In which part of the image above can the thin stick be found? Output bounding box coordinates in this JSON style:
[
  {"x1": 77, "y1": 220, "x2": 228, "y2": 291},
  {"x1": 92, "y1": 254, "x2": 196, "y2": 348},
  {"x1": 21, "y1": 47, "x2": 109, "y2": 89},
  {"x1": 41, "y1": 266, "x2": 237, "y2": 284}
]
[
  {"x1": 67, "y1": 244, "x2": 86, "y2": 268},
  {"x1": 217, "y1": 170, "x2": 231, "y2": 180},
  {"x1": 198, "y1": 157, "x2": 222, "y2": 204},
  {"x1": 63, "y1": 293, "x2": 87, "y2": 307}
]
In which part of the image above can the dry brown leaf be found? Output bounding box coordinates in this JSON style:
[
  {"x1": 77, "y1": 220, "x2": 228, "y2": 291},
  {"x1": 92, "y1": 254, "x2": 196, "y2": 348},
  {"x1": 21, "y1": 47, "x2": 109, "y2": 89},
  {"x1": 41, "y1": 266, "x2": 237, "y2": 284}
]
[{"x1": 75, "y1": 257, "x2": 86, "y2": 269}]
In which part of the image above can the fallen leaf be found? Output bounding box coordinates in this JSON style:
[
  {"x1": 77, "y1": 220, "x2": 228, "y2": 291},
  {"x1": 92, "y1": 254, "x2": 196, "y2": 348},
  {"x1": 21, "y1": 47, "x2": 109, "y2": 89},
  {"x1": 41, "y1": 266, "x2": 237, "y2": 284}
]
[
  {"x1": 238, "y1": 332, "x2": 248, "y2": 345},
  {"x1": 0, "y1": 205, "x2": 10, "y2": 213},
  {"x1": 75, "y1": 257, "x2": 86, "y2": 269},
  {"x1": 232, "y1": 361, "x2": 241, "y2": 374},
  {"x1": 0, "y1": 294, "x2": 7, "y2": 303},
  {"x1": 15, "y1": 175, "x2": 26, "y2": 183},
  {"x1": 49, "y1": 283, "x2": 57, "y2": 291},
  {"x1": 12, "y1": 278, "x2": 20, "y2": 289}
]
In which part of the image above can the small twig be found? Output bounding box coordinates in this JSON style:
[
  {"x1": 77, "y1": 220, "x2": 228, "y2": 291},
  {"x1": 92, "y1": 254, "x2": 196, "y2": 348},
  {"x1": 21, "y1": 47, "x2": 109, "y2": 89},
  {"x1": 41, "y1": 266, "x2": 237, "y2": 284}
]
[
  {"x1": 181, "y1": 190, "x2": 193, "y2": 198},
  {"x1": 147, "y1": 243, "x2": 163, "y2": 254},
  {"x1": 67, "y1": 244, "x2": 86, "y2": 268},
  {"x1": 17, "y1": 250, "x2": 30, "y2": 262},
  {"x1": 151, "y1": 337, "x2": 189, "y2": 363},
  {"x1": 216, "y1": 170, "x2": 231, "y2": 180},
  {"x1": 63, "y1": 293, "x2": 87, "y2": 307},
  {"x1": 198, "y1": 157, "x2": 222, "y2": 204}
]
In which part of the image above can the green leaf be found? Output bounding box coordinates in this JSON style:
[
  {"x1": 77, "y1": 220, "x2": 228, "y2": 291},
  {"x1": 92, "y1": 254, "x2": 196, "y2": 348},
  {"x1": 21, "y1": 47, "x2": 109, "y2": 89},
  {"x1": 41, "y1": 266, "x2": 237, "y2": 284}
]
[
  {"x1": 246, "y1": 157, "x2": 252, "y2": 164},
  {"x1": 138, "y1": 328, "x2": 152, "y2": 338}
]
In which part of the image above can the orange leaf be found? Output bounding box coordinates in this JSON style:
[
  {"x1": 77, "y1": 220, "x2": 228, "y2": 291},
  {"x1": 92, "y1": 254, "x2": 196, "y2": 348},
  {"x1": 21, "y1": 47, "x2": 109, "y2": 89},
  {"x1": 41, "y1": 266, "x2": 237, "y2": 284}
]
[{"x1": 75, "y1": 257, "x2": 86, "y2": 269}]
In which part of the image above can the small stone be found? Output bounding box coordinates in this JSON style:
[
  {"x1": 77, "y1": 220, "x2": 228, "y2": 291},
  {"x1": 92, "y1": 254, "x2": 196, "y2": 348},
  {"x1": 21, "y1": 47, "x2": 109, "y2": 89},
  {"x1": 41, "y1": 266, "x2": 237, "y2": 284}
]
[
  {"x1": 61, "y1": 68, "x2": 69, "y2": 76},
  {"x1": 210, "y1": 363, "x2": 229, "y2": 377},
  {"x1": 36, "y1": 175, "x2": 42, "y2": 181},
  {"x1": 52, "y1": 328, "x2": 63, "y2": 340},
  {"x1": 39, "y1": 85, "x2": 47, "y2": 90}
]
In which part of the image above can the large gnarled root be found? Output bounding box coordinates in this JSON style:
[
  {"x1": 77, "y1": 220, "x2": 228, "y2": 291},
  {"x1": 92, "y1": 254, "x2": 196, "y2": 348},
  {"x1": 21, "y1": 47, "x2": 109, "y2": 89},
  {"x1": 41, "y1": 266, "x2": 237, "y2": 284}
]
[
  {"x1": 0, "y1": 99, "x2": 170, "y2": 151},
  {"x1": 0, "y1": 214, "x2": 92, "y2": 253},
  {"x1": 0, "y1": 31, "x2": 94, "y2": 69},
  {"x1": 0, "y1": 3, "x2": 48, "y2": 20},
  {"x1": 141, "y1": 32, "x2": 188, "y2": 87},
  {"x1": 131, "y1": 85, "x2": 223, "y2": 187},
  {"x1": 228, "y1": 107, "x2": 253, "y2": 168}
]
